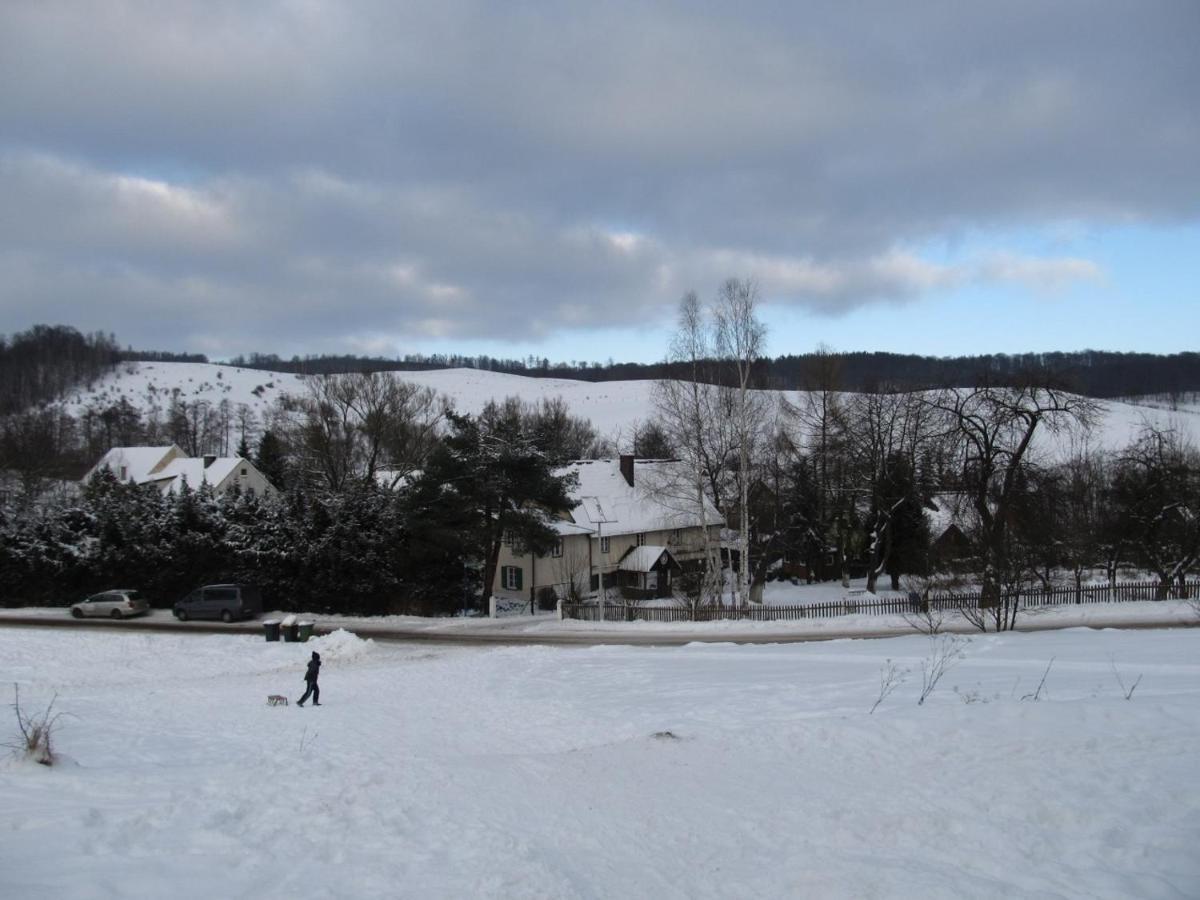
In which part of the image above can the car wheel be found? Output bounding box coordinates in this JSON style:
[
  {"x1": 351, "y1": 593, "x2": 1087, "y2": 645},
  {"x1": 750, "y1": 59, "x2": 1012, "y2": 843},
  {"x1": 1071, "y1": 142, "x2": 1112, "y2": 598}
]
[
  {"x1": 176, "y1": 609, "x2": 189, "y2": 622},
  {"x1": 71, "y1": 607, "x2": 83, "y2": 619},
  {"x1": 110, "y1": 609, "x2": 123, "y2": 620},
  {"x1": 221, "y1": 610, "x2": 233, "y2": 624}
]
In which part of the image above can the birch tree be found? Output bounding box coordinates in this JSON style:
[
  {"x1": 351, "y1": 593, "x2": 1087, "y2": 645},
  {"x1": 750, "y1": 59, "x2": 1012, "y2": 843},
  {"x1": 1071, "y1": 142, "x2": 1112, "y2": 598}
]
[
  {"x1": 652, "y1": 292, "x2": 727, "y2": 610},
  {"x1": 713, "y1": 278, "x2": 769, "y2": 605}
]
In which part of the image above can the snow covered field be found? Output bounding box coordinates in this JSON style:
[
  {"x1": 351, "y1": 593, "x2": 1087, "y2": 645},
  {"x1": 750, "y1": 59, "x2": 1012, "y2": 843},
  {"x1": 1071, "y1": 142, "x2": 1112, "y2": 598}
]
[
  {"x1": 60, "y1": 361, "x2": 1199, "y2": 453},
  {"x1": 3, "y1": 626, "x2": 1198, "y2": 898}
]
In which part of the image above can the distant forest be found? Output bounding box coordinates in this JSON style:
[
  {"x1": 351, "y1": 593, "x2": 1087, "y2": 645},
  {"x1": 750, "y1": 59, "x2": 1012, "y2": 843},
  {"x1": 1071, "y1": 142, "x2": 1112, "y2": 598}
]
[
  {"x1": 227, "y1": 348, "x2": 1200, "y2": 399},
  {"x1": 1, "y1": 325, "x2": 1199, "y2": 413}
]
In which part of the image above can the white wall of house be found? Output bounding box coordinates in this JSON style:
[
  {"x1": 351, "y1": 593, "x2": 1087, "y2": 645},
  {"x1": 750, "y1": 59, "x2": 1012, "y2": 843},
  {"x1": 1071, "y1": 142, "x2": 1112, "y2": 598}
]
[
  {"x1": 214, "y1": 462, "x2": 276, "y2": 497},
  {"x1": 491, "y1": 523, "x2": 722, "y2": 603}
]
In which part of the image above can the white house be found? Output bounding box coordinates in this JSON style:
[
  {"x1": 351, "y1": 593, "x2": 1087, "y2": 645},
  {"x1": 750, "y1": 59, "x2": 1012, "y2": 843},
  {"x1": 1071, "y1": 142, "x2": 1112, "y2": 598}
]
[
  {"x1": 491, "y1": 455, "x2": 724, "y2": 605},
  {"x1": 84, "y1": 445, "x2": 277, "y2": 497}
]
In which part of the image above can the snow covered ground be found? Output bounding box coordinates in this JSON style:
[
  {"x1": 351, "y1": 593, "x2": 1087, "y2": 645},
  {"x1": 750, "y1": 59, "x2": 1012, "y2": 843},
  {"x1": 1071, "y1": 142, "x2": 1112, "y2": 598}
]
[{"x1": 2, "y1": 626, "x2": 1198, "y2": 898}]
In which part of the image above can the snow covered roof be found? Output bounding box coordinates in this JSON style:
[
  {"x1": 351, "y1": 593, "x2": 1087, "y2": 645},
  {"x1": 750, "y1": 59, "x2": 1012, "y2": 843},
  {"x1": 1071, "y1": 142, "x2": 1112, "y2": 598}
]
[
  {"x1": 618, "y1": 545, "x2": 675, "y2": 573},
  {"x1": 926, "y1": 492, "x2": 971, "y2": 536},
  {"x1": 558, "y1": 458, "x2": 724, "y2": 537},
  {"x1": 85, "y1": 446, "x2": 265, "y2": 494},
  {"x1": 86, "y1": 445, "x2": 182, "y2": 483},
  {"x1": 550, "y1": 519, "x2": 596, "y2": 537},
  {"x1": 145, "y1": 458, "x2": 243, "y2": 494}
]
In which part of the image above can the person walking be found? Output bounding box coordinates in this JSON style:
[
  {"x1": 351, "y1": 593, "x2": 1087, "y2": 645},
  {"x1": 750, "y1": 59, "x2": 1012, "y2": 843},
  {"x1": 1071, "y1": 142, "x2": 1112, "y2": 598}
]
[{"x1": 297, "y1": 651, "x2": 321, "y2": 706}]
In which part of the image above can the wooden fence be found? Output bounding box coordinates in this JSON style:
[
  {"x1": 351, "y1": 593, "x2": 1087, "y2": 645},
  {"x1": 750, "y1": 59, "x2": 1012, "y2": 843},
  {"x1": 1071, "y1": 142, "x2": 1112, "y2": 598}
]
[{"x1": 560, "y1": 580, "x2": 1200, "y2": 624}]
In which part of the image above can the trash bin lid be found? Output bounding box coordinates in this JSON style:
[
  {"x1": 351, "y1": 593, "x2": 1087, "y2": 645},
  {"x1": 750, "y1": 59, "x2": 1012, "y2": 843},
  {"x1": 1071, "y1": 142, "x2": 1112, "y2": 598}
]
[{"x1": 263, "y1": 619, "x2": 280, "y2": 625}]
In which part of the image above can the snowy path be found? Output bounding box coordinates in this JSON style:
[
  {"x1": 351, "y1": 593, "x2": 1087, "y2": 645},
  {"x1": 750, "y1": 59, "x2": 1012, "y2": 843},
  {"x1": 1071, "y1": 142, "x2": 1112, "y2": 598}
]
[
  {"x1": 2, "y1": 626, "x2": 1198, "y2": 898},
  {"x1": 0, "y1": 600, "x2": 1196, "y2": 646}
]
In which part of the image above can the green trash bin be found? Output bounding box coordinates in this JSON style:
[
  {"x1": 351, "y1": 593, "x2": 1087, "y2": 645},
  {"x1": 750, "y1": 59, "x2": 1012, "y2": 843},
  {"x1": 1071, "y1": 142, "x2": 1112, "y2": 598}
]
[
  {"x1": 297, "y1": 621, "x2": 315, "y2": 642},
  {"x1": 282, "y1": 621, "x2": 299, "y2": 642},
  {"x1": 263, "y1": 620, "x2": 281, "y2": 642}
]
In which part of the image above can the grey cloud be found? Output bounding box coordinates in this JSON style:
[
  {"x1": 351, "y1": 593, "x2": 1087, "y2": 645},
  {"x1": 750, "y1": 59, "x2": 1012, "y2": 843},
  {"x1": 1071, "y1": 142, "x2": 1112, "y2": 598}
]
[{"x1": 0, "y1": 1, "x2": 1196, "y2": 354}]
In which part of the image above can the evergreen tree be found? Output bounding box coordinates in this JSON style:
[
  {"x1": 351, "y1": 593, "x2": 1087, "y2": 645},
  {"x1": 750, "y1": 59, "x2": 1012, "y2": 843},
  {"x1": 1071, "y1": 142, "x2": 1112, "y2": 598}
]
[
  {"x1": 410, "y1": 409, "x2": 578, "y2": 611},
  {"x1": 255, "y1": 429, "x2": 288, "y2": 491}
]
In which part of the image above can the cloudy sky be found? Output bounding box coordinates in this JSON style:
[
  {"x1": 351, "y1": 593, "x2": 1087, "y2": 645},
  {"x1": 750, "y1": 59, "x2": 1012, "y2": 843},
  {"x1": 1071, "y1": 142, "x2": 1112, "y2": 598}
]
[{"x1": 1, "y1": 1, "x2": 1197, "y2": 363}]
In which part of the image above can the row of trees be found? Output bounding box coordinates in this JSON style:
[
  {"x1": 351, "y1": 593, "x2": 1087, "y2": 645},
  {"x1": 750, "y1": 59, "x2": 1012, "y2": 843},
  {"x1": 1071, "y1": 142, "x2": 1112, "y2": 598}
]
[
  {"x1": 0, "y1": 325, "x2": 120, "y2": 415},
  {"x1": 651, "y1": 283, "x2": 1200, "y2": 629},
  {"x1": 0, "y1": 403, "x2": 581, "y2": 614},
  {"x1": 225, "y1": 345, "x2": 1200, "y2": 400}
]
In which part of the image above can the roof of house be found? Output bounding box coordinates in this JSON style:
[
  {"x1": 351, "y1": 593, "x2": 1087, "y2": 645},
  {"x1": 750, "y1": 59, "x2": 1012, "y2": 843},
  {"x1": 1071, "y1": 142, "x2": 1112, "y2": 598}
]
[
  {"x1": 927, "y1": 492, "x2": 971, "y2": 536},
  {"x1": 558, "y1": 458, "x2": 724, "y2": 537},
  {"x1": 85, "y1": 446, "x2": 270, "y2": 494},
  {"x1": 86, "y1": 445, "x2": 181, "y2": 483},
  {"x1": 617, "y1": 545, "x2": 675, "y2": 573},
  {"x1": 144, "y1": 458, "x2": 243, "y2": 493}
]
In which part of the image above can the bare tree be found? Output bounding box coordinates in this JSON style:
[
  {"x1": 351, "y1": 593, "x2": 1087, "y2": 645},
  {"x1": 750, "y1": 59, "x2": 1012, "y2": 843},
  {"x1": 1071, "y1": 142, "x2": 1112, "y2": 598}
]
[
  {"x1": 844, "y1": 388, "x2": 936, "y2": 593},
  {"x1": 713, "y1": 278, "x2": 769, "y2": 606},
  {"x1": 652, "y1": 292, "x2": 728, "y2": 607},
  {"x1": 925, "y1": 380, "x2": 1098, "y2": 629},
  {"x1": 284, "y1": 372, "x2": 445, "y2": 492},
  {"x1": 1110, "y1": 423, "x2": 1200, "y2": 597}
]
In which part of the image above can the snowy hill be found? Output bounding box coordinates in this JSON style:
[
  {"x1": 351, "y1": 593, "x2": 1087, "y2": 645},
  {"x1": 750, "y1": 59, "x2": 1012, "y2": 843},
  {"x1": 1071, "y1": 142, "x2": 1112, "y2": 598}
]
[{"x1": 59, "y1": 361, "x2": 1198, "y2": 453}]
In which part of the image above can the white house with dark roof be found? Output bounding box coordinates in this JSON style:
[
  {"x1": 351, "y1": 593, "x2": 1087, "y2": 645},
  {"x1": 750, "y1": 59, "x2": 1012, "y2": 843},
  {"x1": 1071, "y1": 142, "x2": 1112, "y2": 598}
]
[
  {"x1": 84, "y1": 445, "x2": 277, "y2": 497},
  {"x1": 491, "y1": 455, "x2": 724, "y2": 606}
]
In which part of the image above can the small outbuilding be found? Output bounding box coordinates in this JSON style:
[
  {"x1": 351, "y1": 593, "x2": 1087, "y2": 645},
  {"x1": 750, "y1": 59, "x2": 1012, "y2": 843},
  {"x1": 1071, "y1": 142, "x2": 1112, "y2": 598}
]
[{"x1": 617, "y1": 545, "x2": 681, "y2": 599}]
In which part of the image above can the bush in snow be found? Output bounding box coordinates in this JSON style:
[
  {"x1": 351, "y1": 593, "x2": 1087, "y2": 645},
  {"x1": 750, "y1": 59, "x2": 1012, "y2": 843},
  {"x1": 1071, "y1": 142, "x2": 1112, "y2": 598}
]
[{"x1": 7, "y1": 685, "x2": 68, "y2": 766}]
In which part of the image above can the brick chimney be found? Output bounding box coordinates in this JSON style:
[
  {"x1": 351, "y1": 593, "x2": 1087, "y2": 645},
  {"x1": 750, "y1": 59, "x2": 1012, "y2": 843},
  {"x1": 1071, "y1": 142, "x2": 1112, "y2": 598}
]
[{"x1": 619, "y1": 454, "x2": 635, "y2": 487}]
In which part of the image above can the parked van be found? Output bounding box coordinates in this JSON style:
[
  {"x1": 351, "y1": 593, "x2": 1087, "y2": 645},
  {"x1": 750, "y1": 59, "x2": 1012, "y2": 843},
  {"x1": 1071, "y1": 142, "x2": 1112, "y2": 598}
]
[{"x1": 174, "y1": 584, "x2": 263, "y2": 623}]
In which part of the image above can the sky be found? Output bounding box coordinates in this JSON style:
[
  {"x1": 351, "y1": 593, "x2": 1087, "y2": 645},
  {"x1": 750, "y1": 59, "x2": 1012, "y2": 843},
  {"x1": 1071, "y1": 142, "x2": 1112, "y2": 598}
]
[{"x1": 1, "y1": 1, "x2": 1197, "y2": 364}]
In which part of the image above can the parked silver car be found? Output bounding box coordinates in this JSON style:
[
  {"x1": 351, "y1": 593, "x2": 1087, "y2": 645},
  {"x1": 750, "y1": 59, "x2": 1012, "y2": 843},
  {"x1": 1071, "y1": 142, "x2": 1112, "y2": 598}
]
[{"x1": 70, "y1": 589, "x2": 151, "y2": 620}]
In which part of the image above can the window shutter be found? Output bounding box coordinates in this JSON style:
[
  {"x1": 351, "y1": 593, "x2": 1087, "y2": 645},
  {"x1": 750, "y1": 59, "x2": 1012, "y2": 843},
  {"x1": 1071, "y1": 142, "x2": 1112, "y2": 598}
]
[{"x1": 515, "y1": 567, "x2": 523, "y2": 590}]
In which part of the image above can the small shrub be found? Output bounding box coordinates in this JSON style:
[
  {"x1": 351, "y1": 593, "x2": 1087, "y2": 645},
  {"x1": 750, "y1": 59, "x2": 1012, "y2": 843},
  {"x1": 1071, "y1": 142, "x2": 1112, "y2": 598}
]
[{"x1": 7, "y1": 685, "x2": 68, "y2": 766}]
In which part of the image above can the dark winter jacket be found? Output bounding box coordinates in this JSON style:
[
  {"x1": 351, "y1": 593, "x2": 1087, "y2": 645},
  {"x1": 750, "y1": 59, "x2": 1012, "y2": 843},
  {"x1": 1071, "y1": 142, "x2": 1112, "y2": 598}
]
[{"x1": 304, "y1": 653, "x2": 321, "y2": 683}]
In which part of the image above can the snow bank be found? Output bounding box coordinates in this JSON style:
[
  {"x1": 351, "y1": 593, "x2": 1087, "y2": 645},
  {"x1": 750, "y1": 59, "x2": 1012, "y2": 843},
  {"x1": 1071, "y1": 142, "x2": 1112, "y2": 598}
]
[{"x1": 307, "y1": 627, "x2": 374, "y2": 663}]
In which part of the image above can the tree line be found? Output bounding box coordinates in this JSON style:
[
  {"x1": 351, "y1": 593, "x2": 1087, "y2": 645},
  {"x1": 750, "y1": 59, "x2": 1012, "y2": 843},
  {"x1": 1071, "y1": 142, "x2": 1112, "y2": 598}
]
[
  {"x1": 3, "y1": 323, "x2": 1199, "y2": 410},
  {"x1": 225, "y1": 347, "x2": 1200, "y2": 399},
  {"x1": 650, "y1": 282, "x2": 1200, "y2": 630}
]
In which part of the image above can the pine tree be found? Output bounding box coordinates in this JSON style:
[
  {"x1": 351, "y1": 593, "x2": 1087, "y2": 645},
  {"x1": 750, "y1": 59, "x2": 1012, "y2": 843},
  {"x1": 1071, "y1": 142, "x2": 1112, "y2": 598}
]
[
  {"x1": 409, "y1": 409, "x2": 577, "y2": 611},
  {"x1": 255, "y1": 429, "x2": 288, "y2": 491}
]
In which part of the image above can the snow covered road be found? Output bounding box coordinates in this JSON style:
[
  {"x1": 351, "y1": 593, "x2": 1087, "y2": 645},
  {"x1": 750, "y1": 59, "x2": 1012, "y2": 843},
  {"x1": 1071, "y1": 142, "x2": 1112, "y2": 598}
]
[{"x1": 2, "y1": 626, "x2": 1198, "y2": 898}]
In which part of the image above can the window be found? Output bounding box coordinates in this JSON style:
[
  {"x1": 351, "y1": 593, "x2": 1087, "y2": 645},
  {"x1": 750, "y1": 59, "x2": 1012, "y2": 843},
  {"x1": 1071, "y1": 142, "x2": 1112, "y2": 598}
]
[
  {"x1": 551, "y1": 539, "x2": 563, "y2": 558},
  {"x1": 503, "y1": 531, "x2": 514, "y2": 547},
  {"x1": 671, "y1": 529, "x2": 682, "y2": 544},
  {"x1": 502, "y1": 566, "x2": 523, "y2": 591},
  {"x1": 600, "y1": 536, "x2": 610, "y2": 554},
  {"x1": 119, "y1": 465, "x2": 128, "y2": 480},
  {"x1": 241, "y1": 468, "x2": 247, "y2": 477},
  {"x1": 636, "y1": 532, "x2": 646, "y2": 546}
]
